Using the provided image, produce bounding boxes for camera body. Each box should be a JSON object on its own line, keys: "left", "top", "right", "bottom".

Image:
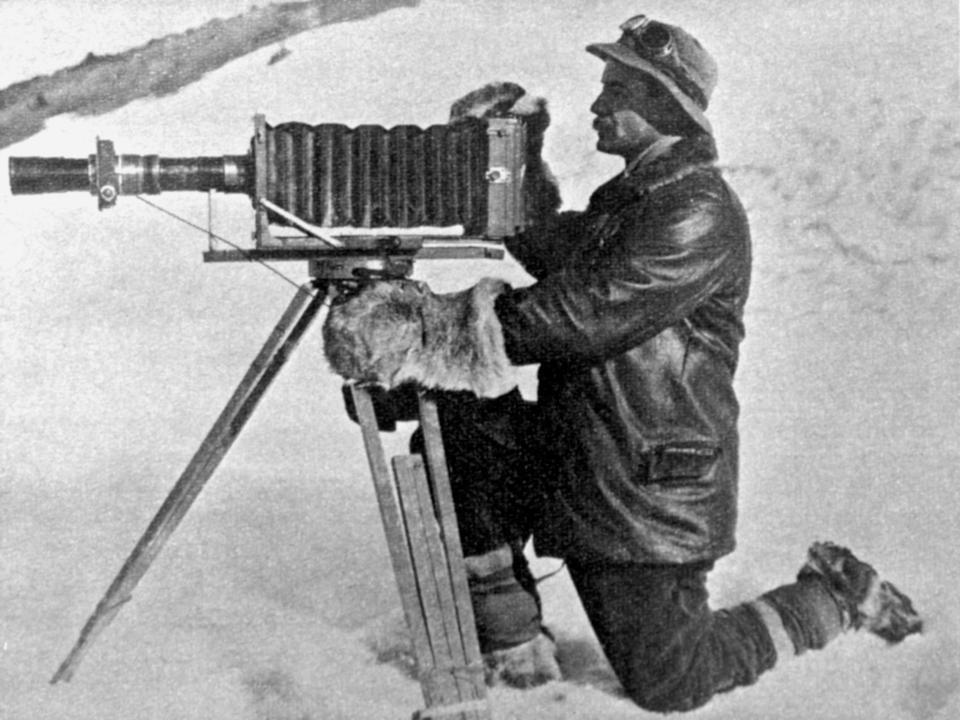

{"left": 9, "top": 114, "right": 531, "bottom": 278}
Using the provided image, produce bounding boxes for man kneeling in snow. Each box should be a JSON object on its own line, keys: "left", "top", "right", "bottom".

{"left": 324, "top": 14, "right": 922, "bottom": 713}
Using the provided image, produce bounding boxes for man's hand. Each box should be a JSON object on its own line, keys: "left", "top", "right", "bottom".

{"left": 323, "top": 279, "right": 517, "bottom": 398}
{"left": 448, "top": 82, "right": 561, "bottom": 225}
{"left": 448, "top": 81, "right": 528, "bottom": 122}
{"left": 447, "top": 81, "right": 551, "bottom": 158}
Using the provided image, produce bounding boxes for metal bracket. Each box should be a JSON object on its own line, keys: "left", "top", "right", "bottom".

{"left": 94, "top": 138, "right": 118, "bottom": 210}
{"left": 259, "top": 198, "right": 344, "bottom": 248}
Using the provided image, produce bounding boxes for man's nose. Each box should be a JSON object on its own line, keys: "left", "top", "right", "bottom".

{"left": 590, "top": 96, "right": 607, "bottom": 116}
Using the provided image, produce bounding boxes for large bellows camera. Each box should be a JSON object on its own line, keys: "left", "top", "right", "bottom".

{"left": 9, "top": 115, "right": 529, "bottom": 276}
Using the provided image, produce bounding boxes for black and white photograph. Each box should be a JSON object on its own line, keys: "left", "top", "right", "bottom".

{"left": 1, "top": 1, "right": 957, "bottom": 718}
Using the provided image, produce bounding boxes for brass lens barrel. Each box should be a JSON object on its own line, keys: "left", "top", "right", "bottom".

{"left": 116, "top": 156, "right": 249, "bottom": 194}
{"left": 8, "top": 157, "right": 91, "bottom": 194}
{"left": 9, "top": 154, "right": 250, "bottom": 196}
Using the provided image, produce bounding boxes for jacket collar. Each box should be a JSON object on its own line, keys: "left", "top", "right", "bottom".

{"left": 617, "top": 133, "right": 718, "bottom": 194}
{"left": 623, "top": 135, "right": 683, "bottom": 176}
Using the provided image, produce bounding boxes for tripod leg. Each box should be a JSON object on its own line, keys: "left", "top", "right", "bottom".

{"left": 416, "top": 393, "right": 482, "bottom": 667}
{"left": 51, "top": 283, "right": 324, "bottom": 684}
{"left": 351, "top": 385, "right": 490, "bottom": 719}
{"left": 349, "top": 386, "right": 435, "bottom": 693}
{"left": 418, "top": 390, "right": 489, "bottom": 720}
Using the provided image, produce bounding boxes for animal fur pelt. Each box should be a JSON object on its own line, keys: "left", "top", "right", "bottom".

{"left": 323, "top": 278, "right": 517, "bottom": 398}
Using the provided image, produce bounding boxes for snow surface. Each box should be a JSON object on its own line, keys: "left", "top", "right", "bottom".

{"left": 1, "top": 1, "right": 958, "bottom": 718}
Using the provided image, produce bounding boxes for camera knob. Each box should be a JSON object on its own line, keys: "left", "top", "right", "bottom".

{"left": 485, "top": 166, "right": 511, "bottom": 184}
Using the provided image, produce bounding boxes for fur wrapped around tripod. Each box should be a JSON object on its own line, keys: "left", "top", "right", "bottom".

{"left": 323, "top": 278, "right": 517, "bottom": 398}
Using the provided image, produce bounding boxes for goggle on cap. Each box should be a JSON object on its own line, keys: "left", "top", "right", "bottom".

{"left": 586, "top": 15, "right": 718, "bottom": 135}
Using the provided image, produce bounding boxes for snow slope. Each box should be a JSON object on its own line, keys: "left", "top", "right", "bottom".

{"left": 1, "top": 2, "right": 958, "bottom": 719}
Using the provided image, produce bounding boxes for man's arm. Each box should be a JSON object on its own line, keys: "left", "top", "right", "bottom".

{"left": 506, "top": 210, "right": 586, "bottom": 280}
{"left": 496, "top": 175, "right": 747, "bottom": 365}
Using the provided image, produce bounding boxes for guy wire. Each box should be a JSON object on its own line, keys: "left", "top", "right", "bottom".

{"left": 134, "top": 195, "right": 312, "bottom": 294}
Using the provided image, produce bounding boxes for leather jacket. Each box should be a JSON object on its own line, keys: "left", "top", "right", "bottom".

{"left": 495, "top": 134, "right": 752, "bottom": 565}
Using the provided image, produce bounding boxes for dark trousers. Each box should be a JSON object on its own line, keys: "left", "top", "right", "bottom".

{"left": 412, "top": 390, "right": 837, "bottom": 711}
{"left": 568, "top": 560, "right": 777, "bottom": 712}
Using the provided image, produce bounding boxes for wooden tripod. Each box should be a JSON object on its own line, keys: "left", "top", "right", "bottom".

{"left": 49, "top": 280, "right": 490, "bottom": 720}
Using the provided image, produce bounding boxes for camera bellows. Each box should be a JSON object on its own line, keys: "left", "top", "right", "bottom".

{"left": 264, "top": 120, "right": 490, "bottom": 233}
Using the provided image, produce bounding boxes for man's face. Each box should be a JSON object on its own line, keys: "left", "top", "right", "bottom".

{"left": 590, "top": 61, "right": 671, "bottom": 160}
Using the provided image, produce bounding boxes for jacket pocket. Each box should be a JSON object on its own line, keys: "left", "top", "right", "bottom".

{"left": 646, "top": 441, "right": 721, "bottom": 483}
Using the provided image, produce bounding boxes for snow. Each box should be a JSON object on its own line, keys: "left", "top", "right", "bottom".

{"left": 1, "top": 1, "right": 958, "bottom": 718}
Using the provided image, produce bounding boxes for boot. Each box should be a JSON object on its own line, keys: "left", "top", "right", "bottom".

{"left": 483, "top": 628, "right": 562, "bottom": 688}
{"left": 798, "top": 541, "right": 923, "bottom": 643}
{"left": 466, "top": 545, "right": 562, "bottom": 688}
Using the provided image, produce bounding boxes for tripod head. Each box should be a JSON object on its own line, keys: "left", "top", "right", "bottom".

{"left": 9, "top": 114, "right": 530, "bottom": 281}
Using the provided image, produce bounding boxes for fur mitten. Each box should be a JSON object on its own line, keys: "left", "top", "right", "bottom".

{"left": 448, "top": 81, "right": 561, "bottom": 225}
{"left": 323, "top": 278, "right": 517, "bottom": 398}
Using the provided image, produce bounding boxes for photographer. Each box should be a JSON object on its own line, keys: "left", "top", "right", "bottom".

{"left": 325, "top": 14, "right": 921, "bottom": 712}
